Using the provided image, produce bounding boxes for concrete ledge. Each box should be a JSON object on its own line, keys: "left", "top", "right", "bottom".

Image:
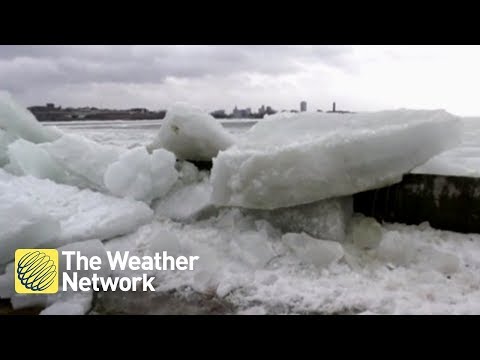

{"left": 353, "top": 174, "right": 480, "bottom": 234}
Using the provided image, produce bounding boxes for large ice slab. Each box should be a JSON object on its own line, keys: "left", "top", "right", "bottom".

{"left": 104, "top": 147, "right": 178, "bottom": 202}
{"left": 0, "top": 169, "right": 153, "bottom": 247}
{"left": 0, "top": 91, "right": 61, "bottom": 143}
{"left": 147, "top": 103, "right": 234, "bottom": 161}
{"left": 212, "top": 109, "right": 462, "bottom": 209}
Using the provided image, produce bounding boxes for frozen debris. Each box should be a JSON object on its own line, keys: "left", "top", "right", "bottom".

{"left": 153, "top": 178, "right": 216, "bottom": 222}
{"left": 247, "top": 197, "right": 353, "bottom": 242}
{"left": 211, "top": 109, "right": 461, "bottom": 209}
{"left": 147, "top": 103, "right": 234, "bottom": 161}
{"left": 0, "top": 169, "right": 153, "bottom": 247}
{"left": 0, "top": 91, "right": 61, "bottom": 143}
{"left": 0, "top": 201, "right": 61, "bottom": 265}
{"left": 104, "top": 147, "right": 178, "bottom": 202}
{"left": 281, "top": 232, "right": 345, "bottom": 268}
{"left": 348, "top": 214, "right": 384, "bottom": 249}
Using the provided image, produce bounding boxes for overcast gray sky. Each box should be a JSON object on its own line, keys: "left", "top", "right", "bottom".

{"left": 1, "top": 45, "right": 480, "bottom": 116}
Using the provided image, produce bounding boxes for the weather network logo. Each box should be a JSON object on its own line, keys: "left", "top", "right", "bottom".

{"left": 15, "top": 249, "right": 59, "bottom": 294}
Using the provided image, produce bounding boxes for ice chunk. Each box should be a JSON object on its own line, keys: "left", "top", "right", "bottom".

{"left": 421, "top": 248, "right": 460, "bottom": 275}
{"left": 57, "top": 239, "right": 111, "bottom": 282}
{"left": 348, "top": 214, "right": 383, "bottom": 249}
{"left": 0, "top": 169, "right": 153, "bottom": 246}
{"left": 211, "top": 109, "right": 461, "bottom": 209}
{"left": 376, "top": 230, "right": 416, "bottom": 266}
{"left": 232, "top": 231, "right": 277, "bottom": 268}
{"left": 147, "top": 103, "right": 234, "bottom": 161}
{"left": 153, "top": 178, "right": 216, "bottom": 222}
{"left": 7, "top": 139, "right": 77, "bottom": 185}
{"left": 40, "top": 133, "right": 123, "bottom": 191}
{"left": 0, "top": 91, "right": 61, "bottom": 143}
{"left": 176, "top": 160, "right": 205, "bottom": 185}
{"left": 40, "top": 292, "right": 93, "bottom": 315}
{"left": 281, "top": 232, "right": 345, "bottom": 268}
{"left": 0, "top": 269, "right": 14, "bottom": 299}
{"left": 104, "top": 147, "right": 178, "bottom": 202}
{"left": 0, "top": 129, "right": 17, "bottom": 167}
{"left": 247, "top": 197, "right": 352, "bottom": 242}
{"left": 0, "top": 201, "right": 61, "bottom": 265}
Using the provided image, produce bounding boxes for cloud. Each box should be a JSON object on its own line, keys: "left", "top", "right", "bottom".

{"left": 0, "top": 45, "right": 352, "bottom": 87}
{"left": 4, "top": 45, "right": 480, "bottom": 116}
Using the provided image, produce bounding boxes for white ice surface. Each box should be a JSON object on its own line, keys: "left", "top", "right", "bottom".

{"left": 104, "top": 147, "right": 178, "bottom": 202}
{"left": 103, "top": 215, "right": 480, "bottom": 314}
{"left": 0, "top": 169, "right": 153, "bottom": 247}
{"left": 148, "top": 103, "right": 234, "bottom": 161}
{"left": 212, "top": 109, "right": 461, "bottom": 209}
{"left": 413, "top": 117, "right": 480, "bottom": 176}
{"left": 0, "top": 91, "right": 61, "bottom": 143}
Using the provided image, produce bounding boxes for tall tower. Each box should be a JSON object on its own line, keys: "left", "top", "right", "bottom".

{"left": 332, "top": 102, "right": 336, "bottom": 112}
{"left": 300, "top": 101, "right": 307, "bottom": 112}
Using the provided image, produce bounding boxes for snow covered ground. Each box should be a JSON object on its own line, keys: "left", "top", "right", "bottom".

{"left": 2, "top": 104, "right": 480, "bottom": 315}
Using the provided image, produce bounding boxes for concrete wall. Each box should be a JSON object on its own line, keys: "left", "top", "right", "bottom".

{"left": 354, "top": 174, "right": 480, "bottom": 234}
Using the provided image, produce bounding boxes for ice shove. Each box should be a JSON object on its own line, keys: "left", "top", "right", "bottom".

{"left": 211, "top": 109, "right": 462, "bottom": 209}
{"left": 147, "top": 103, "right": 234, "bottom": 161}
{"left": 0, "top": 169, "right": 153, "bottom": 247}
{"left": 246, "top": 197, "right": 353, "bottom": 242}
{"left": 104, "top": 147, "right": 178, "bottom": 202}
{"left": 0, "top": 91, "right": 61, "bottom": 143}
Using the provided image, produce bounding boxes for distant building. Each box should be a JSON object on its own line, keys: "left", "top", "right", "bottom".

{"left": 326, "top": 102, "right": 354, "bottom": 114}
{"left": 300, "top": 101, "right": 307, "bottom": 112}
{"left": 258, "top": 105, "right": 266, "bottom": 116}
{"left": 46, "top": 103, "right": 55, "bottom": 109}
{"left": 211, "top": 109, "right": 227, "bottom": 118}
{"left": 232, "top": 106, "right": 252, "bottom": 119}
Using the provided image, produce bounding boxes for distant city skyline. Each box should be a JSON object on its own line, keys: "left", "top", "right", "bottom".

{"left": 3, "top": 45, "right": 480, "bottom": 116}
